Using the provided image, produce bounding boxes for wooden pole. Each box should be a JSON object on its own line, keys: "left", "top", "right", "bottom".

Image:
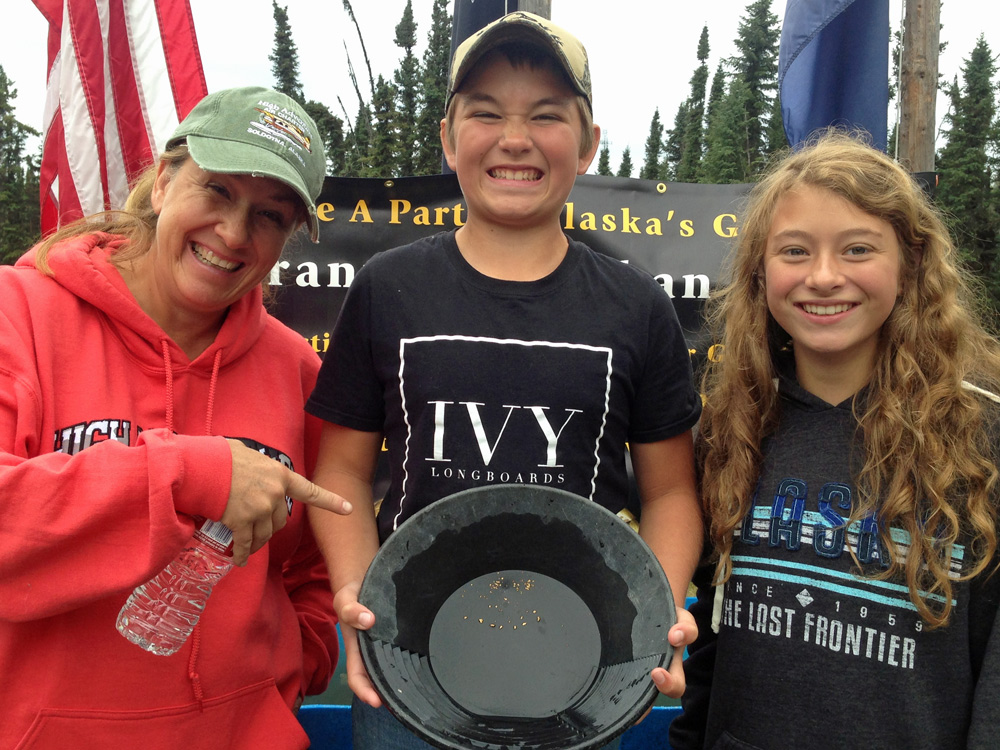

{"left": 897, "top": 0, "right": 940, "bottom": 171}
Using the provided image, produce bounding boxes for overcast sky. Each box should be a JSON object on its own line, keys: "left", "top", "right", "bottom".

{"left": 2, "top": 1, "right": 991, "bottom": 173}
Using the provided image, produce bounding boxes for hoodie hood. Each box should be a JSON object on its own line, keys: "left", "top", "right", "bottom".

{"left": 774, "top": 350, "right": 863, "bottom": 414}
{"left": 17, "top": 234, "right": 269, "bottom": 371}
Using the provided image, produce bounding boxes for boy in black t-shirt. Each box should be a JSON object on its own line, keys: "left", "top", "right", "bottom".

{"left": 306, "top": 12, "right": 703, "bottom": 749}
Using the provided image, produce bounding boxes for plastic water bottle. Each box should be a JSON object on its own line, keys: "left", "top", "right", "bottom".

{"left": 116, "top": 518, "right": 234, "bottom": 656}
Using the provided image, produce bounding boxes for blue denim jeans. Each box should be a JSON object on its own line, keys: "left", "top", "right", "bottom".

{"left": 350, "top": 696, "right": 623, "bottom": 750}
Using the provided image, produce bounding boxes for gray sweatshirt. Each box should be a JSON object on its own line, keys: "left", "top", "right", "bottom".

{"left": 671, "top": 370, "right": 1000, "bottom": 750}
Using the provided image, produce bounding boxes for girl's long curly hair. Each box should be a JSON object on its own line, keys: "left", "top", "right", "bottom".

{"left": 699, "top": 130, "right": 1000, "bottom": 627}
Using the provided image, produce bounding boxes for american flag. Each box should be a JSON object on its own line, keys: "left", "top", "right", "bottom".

{"left": 32, "top": 0, "right": 207, "bottom": 234}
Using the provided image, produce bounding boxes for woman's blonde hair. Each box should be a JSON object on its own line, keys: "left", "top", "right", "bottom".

{"left": 32, "top": 144, "right": 190, "bottom": 275}
{"left": 699, "top": 129, "right": 1000, "bottom": 627}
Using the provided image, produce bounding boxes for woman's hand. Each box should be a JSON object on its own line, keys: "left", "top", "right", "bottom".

{"left": 222, "top": 439, "right": 352, "bottom": 565}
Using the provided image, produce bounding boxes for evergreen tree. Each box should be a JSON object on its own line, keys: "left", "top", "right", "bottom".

{"left": 640, "top": 108, "right": 664, "bottom": 180}
{"left": 414, "top": 0, "right": 451, "bottom": 175}
{"left": 268, "top": 2, "right": 342, "bottom": 175}
{"left": 704, "top": 62, "right": 727, "bottom": 133}
{"left": 0, "top": 67, "right": 40, "bottom": 263}
{"left": 344, "top": 100, "right": 372, "bottom": 177}
{"left": 936, "top": 36, "right": 1000, "bottom": 302}
{"left": 616, "top": 147, "right": 634, "bottom": 178}
{"left": 393, "top": 0, "right": 420, "bottom": 176}
{"left": 676, "top": 26, "right": 711, "bottom": 182}
{"left": 366, "top": 75, "right": 398, "bottom": 177}
{"left": 304, "top": 101, "right": 346, "bottom": 175}
{"left": 596, "top": 137, "right": 612, "bottom": 176}
{"left": 662, "top": 102, "right": 689, "bottom": 180}
{"left": 728, "top": 0, "right": 780, "bottom": 176}
{"left": 269, "top": 2, "right": 304, "bottom": 101}
{"left": 700, "top": 77, "right": 752, "bottom": 184}
{"left": 765, "top": 93, "right": 787, "bottom": 155}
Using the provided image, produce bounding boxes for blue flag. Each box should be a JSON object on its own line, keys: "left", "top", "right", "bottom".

{"left": 778, "top": 0, "right": 890, "bottom": 150}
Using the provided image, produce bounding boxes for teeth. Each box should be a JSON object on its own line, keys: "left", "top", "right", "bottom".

{"left": 489, "top": 168, "right": 541, "bottom": 181}
{"left": 803, "top": 303, "right": 852, "bottom": 315}
{"left": 192, "top": 244, "right": 240, "bottom": 272}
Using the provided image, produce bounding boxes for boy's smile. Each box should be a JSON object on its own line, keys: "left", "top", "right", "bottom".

{"left": 442, "top": 51, "right": 599, "bottom": 236}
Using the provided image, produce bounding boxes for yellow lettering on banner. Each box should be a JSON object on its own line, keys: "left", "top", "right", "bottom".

{"left": 317, "top": 203, "right": 335, "bottom": 222}
{"left": 389, "top": 199, "right": 411, "bottom": 224}
{"left": 389, "top": 200, "right": 465, "bottom": 227}
{"left": 307, "top": 332, "right": 332, "bottom": 354}
{"left": 714, "top": 214, "right": 738, "bottom": 238}
{"left": 563, "top": 201, "right": 683, "bottom": 237}
{"left": 413, "top": 206, "right": 431, "bottom": 225}
{"left": 708, "top": 344, "right": 725, "bottom": 362}
{"left": 680, "top": 219, "right": 695, "bottom": 237}
{"left": 621, "top": 208, "right": 640, "bottom": 234}
{"left": 350, "top": 200, "right": 374, "bottom": 223}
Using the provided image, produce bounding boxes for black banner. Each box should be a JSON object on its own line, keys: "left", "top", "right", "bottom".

{"left": 270, "top": 173, "right": 750, "bottom": 368}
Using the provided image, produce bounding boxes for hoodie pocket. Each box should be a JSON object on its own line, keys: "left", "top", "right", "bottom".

{"left": 15, "top": 679, "right": 309, "bottom": 750}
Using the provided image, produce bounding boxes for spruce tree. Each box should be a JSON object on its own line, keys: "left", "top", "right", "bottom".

{"left": 367, "top": 75, "right": 398, "bottom": 177}
{"left": 936, "top": 36, "right": 1000, "bottom": 302}
{"left": 268, "top": 2, "right": 342, "bottom": 175}
{"left": 596, "top": 138, "right": 613, "bottom": 177}
{"left": 269, "top": 1, "right": 304, "bottom": 101}
{"left": 344, "top": 100, "right": 373, "bottom": 177}
{"left": 663, "top": 102, "right": 689, "bottom": 180}
{"left": 640, "top": 108, "right": 664, "bottom": 180}
{"left": 704, "top": 63, "right": 727, "bottom": 133}
{"left": 304, "top": 101, "right": 346, "bottom": 175}
{"left": 393, "top": 0, "right": 420, "bottom": 176}
{"left": 0, "top": 67, "right": 40, "bottom": 263}
{"left": 676, "top": 26, "right": 711, "bottom": 182}
{"left": 616, "top": 147, "right": 634, "bottom": 178}
{"left": 728, "top": 0, "right": 780, "bottom": 177}
{"left": 700, "top": 77, "right": 752, "bottom": 184}
{"left": 414, "top": 0, "right": 451, "bottom": 175}
{"left": 765, "top": 93, "right": 787, "bottom": 155}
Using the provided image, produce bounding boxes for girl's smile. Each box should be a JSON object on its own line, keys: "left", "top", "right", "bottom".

{"left": 764, "top": 184, "right": 901, "bottom": 400}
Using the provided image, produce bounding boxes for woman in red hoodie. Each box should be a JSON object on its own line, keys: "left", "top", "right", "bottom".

{"left": 0, "top": 86, "right": 349, "bottom": 750}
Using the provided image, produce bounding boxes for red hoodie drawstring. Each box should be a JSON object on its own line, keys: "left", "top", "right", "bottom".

{"left": 160, "top": 340, "right": 175, "bottom": 433}
{"left": 187, "top": 627, "right": 205, "bottom": 707}
{"left": 161, "top": 342, "right": 222, "bottom": 709}
{"left": 204, "top": 350, "right": 222, "bottom": 436}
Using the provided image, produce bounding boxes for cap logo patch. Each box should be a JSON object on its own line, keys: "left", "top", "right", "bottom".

{"left": 249, "top": 101, "right": 313, "bottom": 166}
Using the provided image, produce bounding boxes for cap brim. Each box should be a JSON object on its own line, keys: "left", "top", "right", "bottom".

{"left": 185, "top": 135, "right": 320, "bottom": 242}
{"left": 358, "top": 485, "right": 675, "bottom": 750}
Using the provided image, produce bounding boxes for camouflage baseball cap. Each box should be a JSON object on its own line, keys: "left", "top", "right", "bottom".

{"left": 447, "top": 11, "right": 592, "bottom": 112}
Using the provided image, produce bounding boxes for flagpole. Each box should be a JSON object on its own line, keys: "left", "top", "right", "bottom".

{"left": 897, "top": 0, "right": 940, "bottom": 172}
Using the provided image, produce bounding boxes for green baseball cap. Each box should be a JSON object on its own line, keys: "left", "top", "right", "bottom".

{"left": 447, "top": 11, "right": 592, "bottom": 113}
{"left": 168, "top": 86, "right": 326, "bottom": 242}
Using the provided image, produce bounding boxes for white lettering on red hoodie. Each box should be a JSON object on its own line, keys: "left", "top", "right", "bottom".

{"left": 0, "top": 233, "right": 337, "bottom": 749}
